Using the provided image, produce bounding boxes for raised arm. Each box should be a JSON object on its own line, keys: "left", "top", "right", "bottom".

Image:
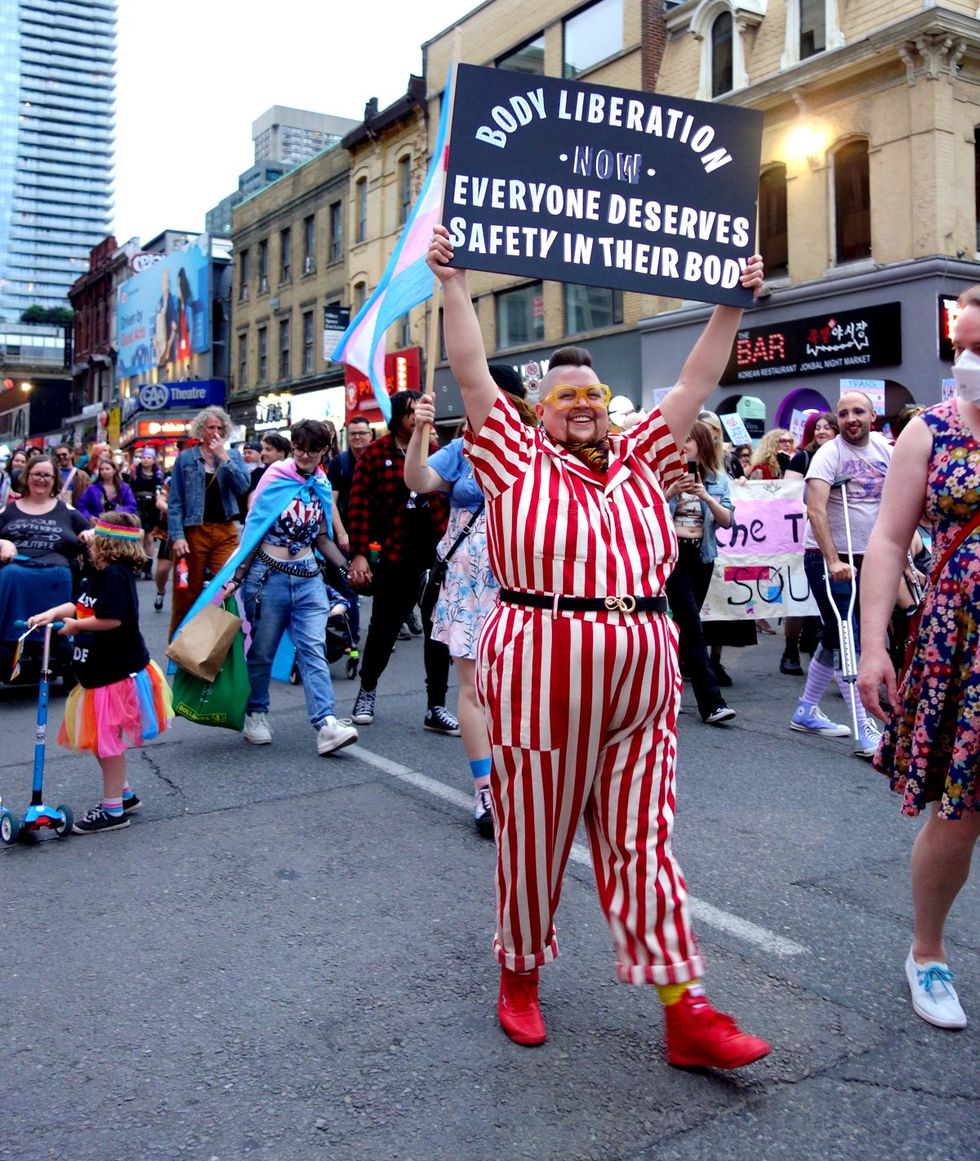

{"left": 427, "top": 226, "right": 498, "bottom": 433}
{"left": 404, "top": 394, "right": 451, "bottom": 494}
{"left": 659, "top": 256, "right": 764, "bottom": 448}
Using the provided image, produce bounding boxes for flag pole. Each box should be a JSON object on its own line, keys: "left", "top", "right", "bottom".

{"left": 421, "top": 61, "right": 458, "bottom": 467}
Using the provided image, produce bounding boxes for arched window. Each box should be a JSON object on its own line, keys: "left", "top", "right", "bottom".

{"left": 355, "top": 177, "right": 368, "bottom": 244}
{"left": 397, "top": 155, "right": 412, "bottom": 226}
{"left": 710, "top": 12, "right": 733, "bottom": 97}
{"left": 759, "top": 164, "right": 788, "bottom": 276}
{"left": 834, "top": 140, "right": 870, "bottom": 263}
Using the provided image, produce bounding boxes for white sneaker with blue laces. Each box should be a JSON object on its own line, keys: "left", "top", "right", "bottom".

{"left": 905, "top": 948, "right": 967, "bottom": 1029}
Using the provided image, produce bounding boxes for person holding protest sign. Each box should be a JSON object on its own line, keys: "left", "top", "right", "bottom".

{"left": 427, "top": 224, "right": 770, "bottom": 1069}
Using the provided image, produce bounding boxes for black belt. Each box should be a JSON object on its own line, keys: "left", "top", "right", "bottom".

{"left": 500, "top": 589, "right": 667, "bottom": 614}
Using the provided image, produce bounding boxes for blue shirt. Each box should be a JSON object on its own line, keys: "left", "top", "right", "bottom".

{"left": 429, "top": 438, "right": 484, "bottom": 512}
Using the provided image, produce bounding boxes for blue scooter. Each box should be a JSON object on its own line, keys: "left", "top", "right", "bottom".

{"left": 0, "top": 620, "right": 73, "bottom": 845}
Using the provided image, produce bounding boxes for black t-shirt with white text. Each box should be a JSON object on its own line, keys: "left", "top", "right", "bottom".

{"left": 0, "top": 500, "right": 90, "bottom": 567}
{"left": 71, "top": 562, "right": 149, "bottom": 688}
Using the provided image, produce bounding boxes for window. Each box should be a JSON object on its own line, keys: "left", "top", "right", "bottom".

{"left": 759, "top": 164, "right": 788, "bottom": 276}
{"left": 329, "top": 201, "right": 343, "bottom": 263}
{"left": 564, "top": 0, "right": 623, "bottom": 79}
{"left": 237, "top": 333, "right": 247, "bottom": 389}
{"left": 258, "top": 239, "right": 269, "bottom": 293}
{"left": 355, "top": 178, "right": 367, "bottom": 243}
{"left": 353, "top": 281, "right": 366, "bottom": 312}
{"left": 799, "top": 0, "right": 825, "bottom": 59}
{"left": 834, "top": 140, "right": 871, "bottom": 263}
{"left": 257, "top": 326, "right": 268, "bottom": 382}
{"left": 398, "top": 313, "right": 410, "bottom": 349}
{"left": 279, "top": 227, "right": 291, "bottom": 283}
{"left": 397, "top": 156, "right": 412, "bottom": 226}
{"left": 498, "top": 35, "right": 545, "bottom": 75}
{"left": 496, "top": 283, "right": 544, "bottom": 348}
{"left": 565, "top": 285, "right": 623, "bottom": 333}
{"left": 238, "top": 249, "right": 249, "bottom": 301}
{"left": 279, "top": 318, "right": 290, "bottom": 380}
{"left": 302, "top": 310, "right": 314, "bottom": 374}
{"left": 711, "top": 11, "right": 733, "bottom": 97}
{"left": 303, "top": 215, "right": 315, "bottom": 273}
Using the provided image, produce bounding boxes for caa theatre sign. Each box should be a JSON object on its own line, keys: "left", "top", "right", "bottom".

{"left": 720, "top": 302, "right": 902, "bottom": 385}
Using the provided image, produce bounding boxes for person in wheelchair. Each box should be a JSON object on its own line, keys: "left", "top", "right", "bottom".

{"left": 0, "top": 454, "right": 93, "bottom": 682}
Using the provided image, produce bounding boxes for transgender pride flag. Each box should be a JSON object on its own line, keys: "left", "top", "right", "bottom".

{"left": 331, "top": 68, "right": 454, "bottom": 422}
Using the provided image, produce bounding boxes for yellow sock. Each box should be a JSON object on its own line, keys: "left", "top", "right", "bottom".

{"left": 657, "top": 979, "right": 702, "bottom": 1007}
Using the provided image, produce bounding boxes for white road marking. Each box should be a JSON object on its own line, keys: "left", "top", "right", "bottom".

{"left": 348, "top": 744, "right": 808, "bottom": 958}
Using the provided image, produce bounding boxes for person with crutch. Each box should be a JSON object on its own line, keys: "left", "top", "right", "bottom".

{"left": 789, "top": 391, "right": 891, "bottom": 758}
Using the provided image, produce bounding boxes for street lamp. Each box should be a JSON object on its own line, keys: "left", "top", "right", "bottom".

{"left": 20, "top": 381, "right": 33, "bottom": 393}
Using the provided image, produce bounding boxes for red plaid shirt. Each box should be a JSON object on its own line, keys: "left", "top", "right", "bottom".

{"left": 347, "top": 434, "right": 448, "bottom": 565}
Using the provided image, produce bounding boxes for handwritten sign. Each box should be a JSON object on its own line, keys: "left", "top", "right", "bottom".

{"left": 720, "top": 412, "right": 751, "bottom": 446}
{"left": 444, "top": 65, "right": 763, "bottom": 307}
{"left": 700, "top": 479, "right": 819, "bottom": 620}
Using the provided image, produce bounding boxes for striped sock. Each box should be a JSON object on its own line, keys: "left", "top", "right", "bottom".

{"left": 102, "top": 797, "right": 124, "bottom": 817}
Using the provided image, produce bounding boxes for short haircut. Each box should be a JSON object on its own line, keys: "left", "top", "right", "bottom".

{"left": 347, "top": 414, "right": 372, "bottom": 429}
{"left": 290, "top": 419, "right": 332, "bottom": 452}
{"left": 261, "top": 432, "right": 292, "bottom": 457}
{"left": 548, "top": 345, "right": 592, "bottom": 369}
{"left": 26, "top": 455, "right": 60, "bottom": 498}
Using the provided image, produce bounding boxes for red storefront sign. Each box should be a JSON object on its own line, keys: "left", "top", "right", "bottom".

{"left": 344, "top": 347, "right": 421, "bottom": 421}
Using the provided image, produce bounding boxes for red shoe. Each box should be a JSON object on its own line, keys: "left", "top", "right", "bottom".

{"left": 664, "top": 991, "right": 770, "bottom": 1069}
{"left": 498, "top": 966, "right": 547, "bottom": 1046}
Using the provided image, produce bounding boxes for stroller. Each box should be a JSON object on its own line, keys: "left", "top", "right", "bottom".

{"left": 286, "top": 581, "right": 359, "bottom": 685}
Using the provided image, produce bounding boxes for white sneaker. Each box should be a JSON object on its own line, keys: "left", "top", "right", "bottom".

{"left": 905, "top": 948, "right": 966, "bottom": 1029}
{"left": 316, "top": 715, "right": 358, "bottom": 756}
{"left": 853, "top": 718, "right": 883, "bottom": 760}
{"left": 243, "top": 712, "right": 272, "bottom": 745}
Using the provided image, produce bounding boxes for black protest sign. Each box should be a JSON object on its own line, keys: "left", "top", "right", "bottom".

{"left": 443, "top": 64, "right": 764, "bottom": 307}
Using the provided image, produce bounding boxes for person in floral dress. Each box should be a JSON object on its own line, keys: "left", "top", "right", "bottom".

{"left": 858, "top": 285, "right": 980, "bottom": 1032}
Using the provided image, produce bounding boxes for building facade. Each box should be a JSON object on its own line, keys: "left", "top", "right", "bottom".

{"left": 421, "top": 0, "right": 980, "bottom": 428}
{"left": 228, "top": 141, "right": 352, "bottom": 437}
{"left": 0, "top": 0, "right": 116, "bottom": 320}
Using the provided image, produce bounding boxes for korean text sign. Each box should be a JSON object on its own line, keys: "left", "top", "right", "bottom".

{"left": 443, "top": 65, "right": 763, "bottom": 307}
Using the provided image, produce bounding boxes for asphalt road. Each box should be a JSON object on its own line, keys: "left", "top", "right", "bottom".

{"left": 0, "top": 589, "right": 976, "bottom": 1161}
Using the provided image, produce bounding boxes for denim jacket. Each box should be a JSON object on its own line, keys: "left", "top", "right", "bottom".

{"left": 668, "top": 470, "right": 734, "bottom": 563}
{"left": 167, "top": 446, "right": 250, "bottom": 539}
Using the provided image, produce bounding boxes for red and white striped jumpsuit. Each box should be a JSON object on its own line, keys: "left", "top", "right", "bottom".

{"left": 467, "top": 393, "right": 705, "bottom": 986}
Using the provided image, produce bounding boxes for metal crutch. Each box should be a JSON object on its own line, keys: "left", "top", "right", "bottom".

{"left": 823, "top": 476, "right": 861, "bottom": 743}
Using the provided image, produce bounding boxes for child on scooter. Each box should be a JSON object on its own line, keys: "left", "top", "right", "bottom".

{"left": 28, "top": 511, "right": 173, "bottom": 834}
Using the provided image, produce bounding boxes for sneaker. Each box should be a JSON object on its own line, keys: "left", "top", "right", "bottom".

{"left": 498, "top": 967, "right": 547, "bottom": 1046}
{"left": 72, "top": 806, "right": 130, "bottom": 835}
{"left": 904, "top": 948, "right": 967, "bottom": 1029}
{"left": 153, "top": 591, "right": 165, "bottom": 612}
{"left": 703, "top": 704, "right": 736, "bottom": 725}
{"left": 316, "top": 715, "right": 358, "bottom": 756}
{"left": 712, "top": 661, "right": 733, "bottom": 687}
{"left": 397, "top": 623, "right": 413, "bottom": 641}
{"left": 424, "top": 705, "right": 460, "bottom": 736}
{"left": 853, "top": 718, "right": 882, "bottom": 760}
{"left": 352, "top": 687, "right": 376, "bottom": 725}
{"left": 664, "top": 991, "right": 771, "bottom": 1069}
{"left": 789, "top": 701, "right": 851, "bottom": 737}
{"left": 242, "top": 712, "right": 272, "bottom": 745}
{"left": 122, "top": 793, "right": 141, "bottom": 814}
{"left": 779, "top": 652, "right": 804, "bottom": 676}
{"left": 474, "top": 786, "right": 494, "bottom": 839}
{"left": 407, "top": 609, "right": 424, "bottom": 636}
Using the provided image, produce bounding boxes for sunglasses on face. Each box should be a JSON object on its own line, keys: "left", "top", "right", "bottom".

{"left": 540, "top": 384, "right": 612, "bottom": 410}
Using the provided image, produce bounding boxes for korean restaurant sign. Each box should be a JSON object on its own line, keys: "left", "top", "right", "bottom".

{"left": 443, "top": 64, "right": 763, "bottom": 308}
{"left": 719, "top": 302, "right": 902, "bottom": 386}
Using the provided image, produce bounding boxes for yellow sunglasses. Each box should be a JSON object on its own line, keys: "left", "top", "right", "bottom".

{"left": 540, "top": 384, "right": 612, "bottom": 410}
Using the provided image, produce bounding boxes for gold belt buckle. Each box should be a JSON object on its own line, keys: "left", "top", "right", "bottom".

{"left": 603, "top": 595, "right": 637, "bottom": 613}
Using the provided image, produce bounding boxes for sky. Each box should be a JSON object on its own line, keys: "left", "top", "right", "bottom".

{"left": 113, "top": 0, "right": 476, "bottom": 245}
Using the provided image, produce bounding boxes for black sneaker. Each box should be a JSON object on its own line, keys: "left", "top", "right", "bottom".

{"left": 474, "top": 786, "right": 494, "bottom": 839}
{"left": 424, "top": 705, "right": 460, "bottom": 736}
{"left": 153, "top": 591, "right": 165, "bottom": 612}
{"left": 703, "top": 705, "right": 736, "bottom": 726}
{"left": 122, "top": 793, "right": 141, "bottom": 814}
{"left": 352, "top": 687, "right": 376, "bottom": 724}
{"left": 72, "top": 806, "right": 131, "bottom": 835}
{"left": 397, "top": 623, "right": 413, "bottom": 641}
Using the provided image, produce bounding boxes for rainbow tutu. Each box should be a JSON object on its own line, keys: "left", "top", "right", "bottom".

{"left": 59, "top": 660, "right": 174, "bottom": 758}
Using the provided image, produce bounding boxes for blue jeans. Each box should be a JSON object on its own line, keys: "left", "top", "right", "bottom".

{"left": 242, "top": 564, "right": 335, "bottom": 727}
{"left": 804, "top": 549, "right": 863, "bottom": 668}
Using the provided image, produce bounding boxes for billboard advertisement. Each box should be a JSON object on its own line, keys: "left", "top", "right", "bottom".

{"left": 116, "top": 236, "right": 212, "bottom": 379}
